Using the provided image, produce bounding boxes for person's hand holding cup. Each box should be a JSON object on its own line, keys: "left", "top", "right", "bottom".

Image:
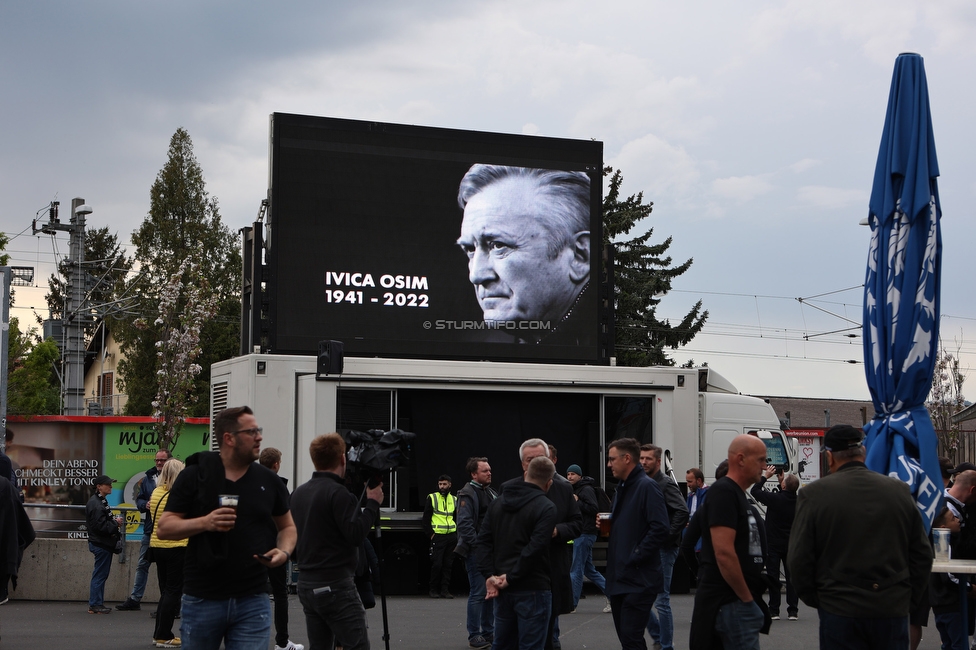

{"left": 213, "top": 494, "right": 239, "bottom": 532}
{"left": 597, "top": 512, "right": 612, "bottom": 536}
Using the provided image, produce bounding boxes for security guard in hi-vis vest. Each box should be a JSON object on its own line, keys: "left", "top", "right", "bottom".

{"left": 423, "top": 474, "right": 458, "bottom": 598}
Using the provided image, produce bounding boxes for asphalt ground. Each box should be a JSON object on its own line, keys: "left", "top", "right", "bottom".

{"left": 0, "top": 590, "right": 952, "bottom": 649}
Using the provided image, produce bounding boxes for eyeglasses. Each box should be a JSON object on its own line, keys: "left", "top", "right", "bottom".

{"left": 234, "top": 427, "right": 263, "bottom": 436}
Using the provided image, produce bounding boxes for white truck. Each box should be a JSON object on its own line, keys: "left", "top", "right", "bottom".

{"left": 209, "top": 354, "right": 794, "bottom": 592}
{"left": 210, "top": 354, "right": 794, "bottom": 499}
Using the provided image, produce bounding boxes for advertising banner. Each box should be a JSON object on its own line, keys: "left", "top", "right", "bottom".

{"left": 787, "top": 429, "right": 825, "bottom": 485}
{"left": 9, "top": 417, "right": 209, "bottom": 538}
{"left": 105, "top": 422, "right": 211, "bottom": 537}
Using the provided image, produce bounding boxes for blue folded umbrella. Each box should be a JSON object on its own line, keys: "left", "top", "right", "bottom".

{"left": 862, "top": 52, "right": 943, "bottom": 531}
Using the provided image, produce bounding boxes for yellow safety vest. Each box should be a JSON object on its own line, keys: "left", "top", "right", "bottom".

{"left": 429, "top": 492, "right": 457, "bottom": 535}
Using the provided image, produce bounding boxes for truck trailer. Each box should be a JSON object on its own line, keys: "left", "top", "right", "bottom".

{"left": 210, "top": 354, "right": 794, "bottom": 505}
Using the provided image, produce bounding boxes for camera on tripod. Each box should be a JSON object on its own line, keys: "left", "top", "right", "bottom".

{"left": 340, "top": 428, "right": 416, "bottom": 490}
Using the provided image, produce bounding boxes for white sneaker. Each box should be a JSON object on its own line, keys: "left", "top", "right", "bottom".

{"left": 602, "top": 599, "right": 612, "bottom": 613}
{"left": 276, "top": 642, "right": 304, "bottom": 650}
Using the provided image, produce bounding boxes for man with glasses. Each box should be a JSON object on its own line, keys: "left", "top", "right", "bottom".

{"left": 157, "top": 406, "right": 297, "bottom": 649}
{"left": 117, "top": 448, "right": 173, "bottom": 612}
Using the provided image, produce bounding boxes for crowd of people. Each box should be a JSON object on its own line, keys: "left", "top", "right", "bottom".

{"left": 63, "top": 407, "right": 959, "bottom": 650}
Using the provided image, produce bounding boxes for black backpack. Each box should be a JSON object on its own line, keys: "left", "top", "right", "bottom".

{"left": 593, "top": 485, "right": 613, "bottom": 513}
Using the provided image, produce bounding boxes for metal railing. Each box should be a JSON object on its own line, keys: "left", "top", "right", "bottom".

{"left": 85, "top": 394, "right": 126, "bottom": 415}
{"left": 24, "top": 502, "right": 141, "bottom": 563}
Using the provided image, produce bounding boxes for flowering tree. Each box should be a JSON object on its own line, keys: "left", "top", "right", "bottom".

{"left": 927, "top": 343, "right": 967, "bottom": 460}
{"left": 146, "top": 262, "right": 218, "bottom": 451}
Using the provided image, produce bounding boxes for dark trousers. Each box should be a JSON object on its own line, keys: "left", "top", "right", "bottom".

{"left": 269, "top": 562, "right": 291, "bottom": 647}
{"left": 429, "top": 532, "right": 456, "bottom": 594}
{"left": 152, "top": 547, "right": 185, "bottom": 642}
{"left": 298, "top": 580, "right": 369, "bottom": 650}
{"left": 935, "top": 611, "right": 968, "bottom": 650}
{"left": 610, "top": 591, "right": 657, "bottom": 650}
{"left": 766, "top": 548, "right": 798, "bottom": 615}
{"left": 818, "top": 609, "right": 909, "bottom": 650}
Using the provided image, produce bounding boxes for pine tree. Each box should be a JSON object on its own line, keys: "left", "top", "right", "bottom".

{"left": 603, "top": 166, "right": 707, "bottom": 366}
{"left": 116, "top": 128, "right": 241, "bottom": 416}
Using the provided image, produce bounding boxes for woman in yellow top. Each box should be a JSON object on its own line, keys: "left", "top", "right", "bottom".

{"left": 149, "top": 458, "right": 186, "bottom": 648}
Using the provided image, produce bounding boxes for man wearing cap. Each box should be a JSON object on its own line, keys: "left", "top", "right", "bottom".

{"left": 789, "top": 424, "right": 932, "bottom": 649}
{"left": 85, "top": 475, "right": 124, "bottom": 614}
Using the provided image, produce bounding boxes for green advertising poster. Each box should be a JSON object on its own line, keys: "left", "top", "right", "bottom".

{"left": 104, "top": 422, "right": 211, "bottom": 537}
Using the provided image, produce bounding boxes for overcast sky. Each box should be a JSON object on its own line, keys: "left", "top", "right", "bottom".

{"left": 2, "top": 1, "right": 974, "bottom": 405}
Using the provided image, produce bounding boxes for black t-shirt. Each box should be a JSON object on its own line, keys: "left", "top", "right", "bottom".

{"left": 165, "top": 462, "right": 290, "bottom": 599}
{"left": 698, "top": 476, "right": 765, "bottom": 601}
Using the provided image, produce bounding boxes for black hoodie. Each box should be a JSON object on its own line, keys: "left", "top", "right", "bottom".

{"left": 476, "top": 480, "right": 557, "bottom": 592}
{"left": 572, "top": 476, "right": 600, "bottom": 536}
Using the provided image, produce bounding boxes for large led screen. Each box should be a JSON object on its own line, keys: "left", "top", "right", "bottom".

{"left": 267, "top": 113, "right": 608, "bottom": 364}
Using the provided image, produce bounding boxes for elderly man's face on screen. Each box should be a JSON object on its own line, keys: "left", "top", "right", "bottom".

{"left": 457, "top": 175, "right": 589, "bottom": 325}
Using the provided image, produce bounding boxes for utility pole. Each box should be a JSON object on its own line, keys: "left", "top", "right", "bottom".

{"left": 0, "top": 268, "right": 10, "bottom": 452}
{"left": 33, "top": 198, "right": 90, "bottom": 415}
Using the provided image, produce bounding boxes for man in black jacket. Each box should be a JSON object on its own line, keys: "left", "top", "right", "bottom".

{"left": 478, "top": 456, "right": 558, "bottom": 650}
{"left": 788, "top": 425, "right": 931, "bottom": 650}
{"left": 566, "top": 464, "right": 609, "bottom": 612}
{"left": 605, "top": 438, "right": 670, "bottom": 650}
{"left": 85, "top": 474, "right": 123, "bottom": 614}
{"left": 750, "top": 465, "right": 799, "bottom": 620}
{"left": 517, "top": 439, "right": 582, "bottom": 650}
{"left": 640, "top": 444, "right": 689, "bottom": 650}
{"left": 456, "top": 456, "right": 498, "bottom": 650}
{"left": 291, "top": 432, "right": 383, "bottom": 650}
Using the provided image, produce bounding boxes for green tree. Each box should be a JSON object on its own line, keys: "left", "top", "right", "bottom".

{"left": 116, "top": 128, "right": 241, "bottom": 416}
{"left": 603, "top": 166, "right": 707, "bottom": 366}
{"left": 6, "top": 317, "right": 60, "bottom": 415}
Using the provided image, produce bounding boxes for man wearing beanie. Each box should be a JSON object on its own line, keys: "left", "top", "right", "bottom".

{"left": 566, "top": 464, "right": 610, "bottom": 613}
{"left": 789, "top": 424, "right": 932, "bottom": 649}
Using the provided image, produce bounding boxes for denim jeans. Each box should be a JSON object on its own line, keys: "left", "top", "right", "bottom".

{"left": 570, "top": 534, "right": 606, "bottom": 609}
{"left": 492, "top": 590, "right": 551, "bottom": 650}
{"left": 714, "top": 599, "right": 764, "bottom": 650}
{"left": 130, "top": 531, "right": 151, "bottom": 601}
{"left": 466, "top": 554, "right": 494, "bottom": 641}
{"left": 180, "top": 593, "right": 271, "bottom": 650}
{"left": 646, "top": 546, "right": 679, "bottom": 650}
{"left": 298, "top": 580, "right": 370, "bottom": 650}
{"left": 88, "top": 542, "right": 113, "bottom": 608}
{"left": 818, "top": 609, "right": 909, "bottom": 650}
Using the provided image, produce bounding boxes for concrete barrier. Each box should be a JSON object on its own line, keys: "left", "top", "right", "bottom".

{"left": 15, "top": 538, "right": 159, "bottom": 603}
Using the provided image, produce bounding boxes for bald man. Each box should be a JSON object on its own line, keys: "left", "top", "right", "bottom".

{"left": 689, "top": 435, "right": 770, "bottom": 650}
